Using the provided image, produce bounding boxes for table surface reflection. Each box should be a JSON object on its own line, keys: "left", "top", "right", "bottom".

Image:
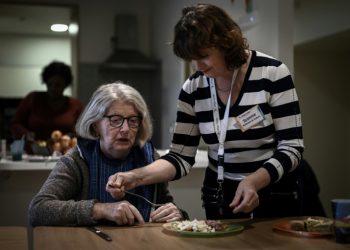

{"left": 33, "top": 218, "right": 350, "bottom": 250}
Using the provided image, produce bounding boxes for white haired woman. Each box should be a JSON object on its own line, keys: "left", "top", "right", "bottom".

{"left": 28, "top": 82, "right": 187, "bottom": 226}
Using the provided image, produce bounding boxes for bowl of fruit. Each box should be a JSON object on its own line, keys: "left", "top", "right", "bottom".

{"left": 31, "top": 130, "right": 77, "bottom": 156}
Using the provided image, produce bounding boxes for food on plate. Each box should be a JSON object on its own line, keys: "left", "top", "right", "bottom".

{"left": 168, "top": 219, "right": 227, "bottom": 233}
{"left": 206, "top": 220, "right": 228, "bottom": 231}
{"left": 305, "top": 218, "right": 333, "bottom": 232}
{"left": 289, "top": 220, "right": 305, "bottom": 231}
{"left": 289, "top": 217, "right": 333, "bottom": 232}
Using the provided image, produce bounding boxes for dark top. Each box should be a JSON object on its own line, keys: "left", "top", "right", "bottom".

{"left": 10, "top": 91, "right": 83, "bottom": 140}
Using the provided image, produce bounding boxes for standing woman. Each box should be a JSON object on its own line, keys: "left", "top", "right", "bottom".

{"left": 10, "top": 61, "right": 83, "bottom": 142}
{"left": 107, "top": 4, "right": 304, "bottom": 219}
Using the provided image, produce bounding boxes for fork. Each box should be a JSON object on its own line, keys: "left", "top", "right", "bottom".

{"left": 125, "top": 191, "right": 166, "bottom": 207}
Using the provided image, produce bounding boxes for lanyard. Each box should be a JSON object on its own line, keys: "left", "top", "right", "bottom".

{"left": 209, "top": 69, "right": 239, "bottom": 183}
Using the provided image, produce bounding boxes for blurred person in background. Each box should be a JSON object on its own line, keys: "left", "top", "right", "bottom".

{"left": 28, "top": 82, "right": 187, "bottom": 226}
{"left": 10, "top": 61, "right": 83, "bottom": 150}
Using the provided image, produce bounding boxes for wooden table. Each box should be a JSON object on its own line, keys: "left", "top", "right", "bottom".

{"left": 0, "top": 226, "right": 28, "bottom": 250}
{"left": 33, "top": 219, "right": 350, "bottom": 250}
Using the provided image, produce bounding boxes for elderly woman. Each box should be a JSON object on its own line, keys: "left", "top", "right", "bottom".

{"left": 28, "top": 82, "right": 186, "bottom": 226}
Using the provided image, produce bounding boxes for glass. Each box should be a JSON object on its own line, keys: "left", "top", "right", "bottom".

{"left": 104, "top": 115, "right": 142, "bottom": 128}
{"left": 331, "top": 199, "right": 350, "bottom": 244}
{"left": 10, "top": 139, "right": 24, "bottom": 161}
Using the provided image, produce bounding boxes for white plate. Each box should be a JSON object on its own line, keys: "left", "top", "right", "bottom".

{"left": 24, "top": 155, "right": 59, "bottom": 162}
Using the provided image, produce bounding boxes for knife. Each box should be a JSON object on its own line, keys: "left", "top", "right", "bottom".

{"left": 87, "top": 226, "right": 112, "bottom": 241}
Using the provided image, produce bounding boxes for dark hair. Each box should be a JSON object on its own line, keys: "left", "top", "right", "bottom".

{"left": 41, "top": 61, "right": 73, "bottom": 87}
{"left": 173, "top": 4, "right": 249, "bottom": 70}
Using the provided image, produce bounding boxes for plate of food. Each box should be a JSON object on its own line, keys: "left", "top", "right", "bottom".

{"left": 162, "top": 219, "right": 244, "bottom": 237}
{"left": 273, "top": 217, "right": 334, "bottom": 238}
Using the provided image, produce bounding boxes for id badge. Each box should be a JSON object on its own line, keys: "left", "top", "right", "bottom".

{"left": 236, "top": 105, "right": 265, "bottom": 132}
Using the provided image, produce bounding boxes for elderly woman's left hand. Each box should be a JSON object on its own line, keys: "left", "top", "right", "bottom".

{"left": 150, "top": 203, "right": 183, "bottom": 223}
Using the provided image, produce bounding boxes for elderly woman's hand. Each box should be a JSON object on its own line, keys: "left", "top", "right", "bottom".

{"left": 92, "top": 201, "right": 145, "bottom": 225}
{"left": 150, "top": 203, "right": 183, "bottom": 223}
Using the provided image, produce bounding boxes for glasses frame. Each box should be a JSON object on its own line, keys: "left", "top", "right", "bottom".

{"left": 103, "top": 115, "right": 142, "bottom": 129}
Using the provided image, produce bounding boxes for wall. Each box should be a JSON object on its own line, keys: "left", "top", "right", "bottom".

{"left": 10, "top": 0, "right": 152, "bottom": 63}
{"left": 3, "top": 0, "right": 294, "bottom": 148}
{"left": 150, "top": 0, "right": 294, "bottom": 147}
{"left": 295, "top": 47, "right": 350, "bottom": 216}
{"left": 294, "top": 0, "right": 350, "bottom": 45}
{"left": 0, "top": 0, "right": 152, "bottom": 99}
{"left": 294, "top": 0, "right": 350, "bottom": 216}
{"left": 77, "top": 0, "right": 152, "bottom": 63}
{"left": 0, "top": 35, "right": 72, "bottom": 97}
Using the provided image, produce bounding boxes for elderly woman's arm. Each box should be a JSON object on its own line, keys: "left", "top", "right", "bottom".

{"left": 28, "top": 153, "right": 96, "bottom": 226}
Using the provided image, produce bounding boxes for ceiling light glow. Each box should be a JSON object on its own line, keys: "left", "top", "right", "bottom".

{"left": 68, "top": 23, "right": 79, "bottom": 35}
{"left": 51, "top": 24, "right": 68, "bottom": 32}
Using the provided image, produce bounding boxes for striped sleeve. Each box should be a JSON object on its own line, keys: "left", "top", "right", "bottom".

{"left": 160, "top": 78, "right": 202, "bottom": 179}
{"left": 255, "top": 56, "right": 304, "bottom": 182}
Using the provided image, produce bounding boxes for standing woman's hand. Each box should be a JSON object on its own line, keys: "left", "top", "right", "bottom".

{"left": 229, "top": 178, "right": 260, "bottom": 213}
{"left": 229, "top": 168, "right": 270, "bottom": 214}
{"left": 150, "top": 203, "right": 183, "bottom": 223}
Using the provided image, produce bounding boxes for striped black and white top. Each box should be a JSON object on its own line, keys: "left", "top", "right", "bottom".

{"left": 161, "top": 50, "right": 304, "bottom": 184}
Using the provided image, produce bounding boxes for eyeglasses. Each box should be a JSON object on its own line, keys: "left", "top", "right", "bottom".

{"left": 103, "top": 115, "right": 142, "bottom": 128}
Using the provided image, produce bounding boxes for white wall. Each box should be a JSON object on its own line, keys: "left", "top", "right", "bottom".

{"left": 0, "top": 35, "right": 72, "bottom": 97}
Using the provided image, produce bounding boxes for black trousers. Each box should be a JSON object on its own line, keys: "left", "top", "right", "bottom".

{"left": 201, "top": 167, "right": 302, "bottom": 220}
